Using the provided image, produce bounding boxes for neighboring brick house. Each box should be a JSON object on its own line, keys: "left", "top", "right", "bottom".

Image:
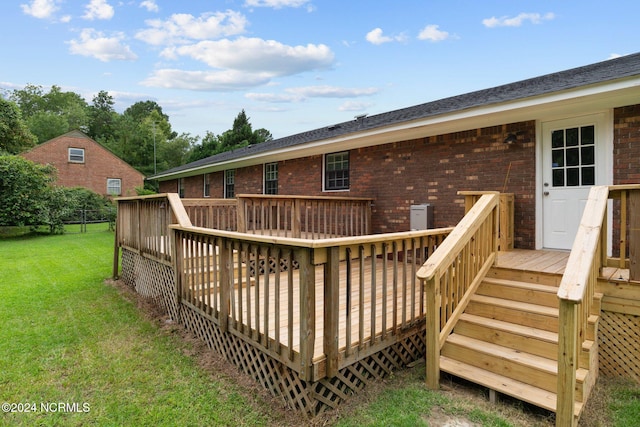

{"left": 151, "top": 53, "right": 640, "bottom": 251}
{"left": 22, "top": 130, "right": 144, "bottom": 197}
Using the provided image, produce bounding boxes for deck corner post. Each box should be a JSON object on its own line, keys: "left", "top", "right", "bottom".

{"left": 237, "top": 196, "right": 247, "bottom": 233}
{"left": 293, "top": 198, "right": 302, "bottom": 238}
{"left": 171, "top": 227, "right": 183, "bottom": 323}
{"left": 557, "top": 298, "right": 578, "bottom": 427}
{"left": 324, "top": 246, "right": 340, "bottom": 378}
{"left": 112, "top": 201, "right": 120, "bottom": 279}
{"left": 425, "top": 275, "right": 441, "bottom": 390}
{"left": 219, "top": 239, "right": 231, "bottom": 333}
{"left": 297, "top": 247, "right": 316, "bottom": 381}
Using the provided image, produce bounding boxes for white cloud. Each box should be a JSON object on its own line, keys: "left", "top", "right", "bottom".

{"left": 245, "top": 92, "right": 302, "bottom": 103}
{"left": 365, "top": 28, "right": 406, "bottom": 45}
{"left": 166, "top": 37, "right": 334, "bottom": 77}
{"left": 338, "top": 101, "right": 373, "bottom": 112}
{"left": 140, "top": 0, "right": 158, "bottom": 12}
{"left": 83, "top": 0, "right": 114, "bottom": 21}
{"left": 140, "top": 69, "right": 272, "bottom": 91}
{"left": 68, "top": 28, "right": 137, "bottom": 62}
{"left": 21, "top": 0, "right": 59, "bottom": 19}
{"left": 244, "top": 0, "right": 311, "bottom": 8}
{"left": 287, "top": 85, "right": 378, "bottom": 98}
{"left": 135, "top": 11, "right": 248, "bottom": 46}
{"left": 418, "top": 24, "right": 450, "bottom": 42}
{"left": 246, "top": 85, "right": 378, "bottom": 104}
{"left": 482, "top": 12, "right": 555, "bottom": 28}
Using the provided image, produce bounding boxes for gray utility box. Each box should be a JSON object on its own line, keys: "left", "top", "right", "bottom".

{"left": 410, "top": 204, "right": 434, "bottom": 230}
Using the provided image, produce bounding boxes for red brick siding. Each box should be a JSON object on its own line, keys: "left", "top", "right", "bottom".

{"left": 22, "top": 133, "right": 144, "bottom": 197}
{"left": 157, "top": 105, "right": 640, "bottom": 250}
{"left": 614, "top": 105, "right": 640, "bottom": 184}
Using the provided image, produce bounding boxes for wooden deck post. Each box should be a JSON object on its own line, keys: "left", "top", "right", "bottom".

{"left": 112, "top": 202, "right": 120, "bottom": 279}
{"left": 172, "top": 227, "right": 183, "bottom": 323}
{"left": 630, "top": 190, "right": 640, "bottom": 281}
{"left": 297, "top": 247, "right": 316, "bottom": 381}
{"left": 324, "top": 246, "right": 340, "bottom": 378}
{"left": 293, "top": 198, "right": 301, "bottom": 238}
{"left": 219, "top": 239, "right": 231, "bottom": 333}
{"left": 425, "top": 275, "right": 441, "bottom": 390}
{"left": 557, "top": 299, "right": 578, "bottom": 427}
{"left": 237, "top": 196, "right": 247, "bottom": 233}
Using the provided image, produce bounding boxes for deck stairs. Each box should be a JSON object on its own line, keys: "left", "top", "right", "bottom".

{"left": 439, "top": 265, "right": 601, "bottom": 419}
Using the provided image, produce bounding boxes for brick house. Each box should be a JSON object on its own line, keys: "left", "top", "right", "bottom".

{"left": 151, "top": 53, "right": 640, "bottom": 251}
{"left": 22, "top": 130, "right": 144, "bottom": 197}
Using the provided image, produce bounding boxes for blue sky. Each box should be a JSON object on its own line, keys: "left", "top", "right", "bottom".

{"left": 1, "top": 0, "right": 638, "bottom": 140}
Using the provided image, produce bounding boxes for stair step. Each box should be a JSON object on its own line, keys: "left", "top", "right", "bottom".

{"left": 487, "top": 266, "right": 563, "bottom": 286}
{"left": 466, "top": 294, "right": 559, "bottom": 332}
{"left": 443, "top": 334, "right": 558, "bottom": 394}
{"left": 442, "top": 334, "right": 589, "bottom": 400}
{"left": 478, "top": 277, "right": 559, "bottom": 308}
{"left": 455, "top": 313, "right": 558, "bottom": 360}
{"left": 440, "top": 356, "right": 583, "bottom": 417}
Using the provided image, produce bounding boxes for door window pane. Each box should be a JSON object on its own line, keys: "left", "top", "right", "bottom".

{"left": 550, "top": 125, "right": 596, "bottom": 188}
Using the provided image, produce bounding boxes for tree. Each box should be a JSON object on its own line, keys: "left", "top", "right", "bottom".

{"left": 0, "top": 155, "right": 55, "bottom": 226}
{"left": 88, "top": 90, "right": 117, "bottom": 143}
{"left": 186, "top": 110, "right": 272, "bottom": 162}
{"left": 0, "top": 98, "right": 37, "bottom": 154}
{"left": 10, "top": 85, "right": 89, "bottom": 143}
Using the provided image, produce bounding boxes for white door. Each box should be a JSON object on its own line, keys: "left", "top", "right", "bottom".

{"left": 542, "top": 114, "right": 609, "bottom": 250}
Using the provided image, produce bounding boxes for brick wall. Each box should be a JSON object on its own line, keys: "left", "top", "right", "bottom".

{"left": 614, "top": 105, "right": 640, "bottom": 184}
{"left": 22, "top": 132, "right": 144, "bottom": 197}
{"left": 158, "top": 121, "right": 538, "bottom": 247}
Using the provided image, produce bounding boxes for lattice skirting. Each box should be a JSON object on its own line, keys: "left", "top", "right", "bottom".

{"left": 599, "top": 310, "right": 640, "bottom": 382}
{"left": 121, "top": 249, "right": 428, "bottom": 416}
{"left": 121, "top": 249, "right": 178, "bottom": 321}
{"left": 179, "top": 304, "right": 426, "bottom": 417}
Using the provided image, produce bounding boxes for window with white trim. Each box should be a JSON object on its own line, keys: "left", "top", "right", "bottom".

{"left": 178, "top": 178, "right": 185, "bottom": 198}
{"left": 107, "top": 178, "right": 121, "bottom": 196}
{"left": 224, "top": 170, "right": 235, "bottom": 198}
{"left": 264, "top": 163, "right": 278, "bottom": 195}
{"left": 68, "top": 147, "right": 85, "bottom": 163}
{"left": 324, "top": 151, "right": 349, "bottom": 191}
{"left": 203, "top": 173, "right": 211, "bottom": 197}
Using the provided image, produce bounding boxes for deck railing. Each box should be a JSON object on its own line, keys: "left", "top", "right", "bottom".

{"left": 237, "top": 194, "right": 373, "bottom": 238}
{"left": 172, "top": 226, "right": 452, "bottom": 381}
{"left": 416, "top": 193, "right": 500, "bottom": 389}
{"left": 556, "top": 184, "right": 640, "bottom": 426}
{"left": 113, "top": 193, "right": 191, "bottom": 276}
{"left": 182, "top": 198, "right": 238, "bottom": 230}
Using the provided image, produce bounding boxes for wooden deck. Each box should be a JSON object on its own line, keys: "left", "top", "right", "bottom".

{"left": 496, "top": 249, "right": 569, "bottom": 275}
{"left": 199, "top": 249, "right": 578, "bottom": 362}
{"left": 200, "top": 257, "right": 424, "bottom": 362}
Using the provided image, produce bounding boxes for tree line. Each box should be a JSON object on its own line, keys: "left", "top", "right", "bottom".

{"left": 0, "top": 84, "right": 273, "bottom": 232}
{"left": 0, "top": 84, "right": 273, "bottom": 183}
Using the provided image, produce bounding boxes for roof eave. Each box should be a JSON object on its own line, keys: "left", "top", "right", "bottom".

{"left": 151, "top": 76, "right": 640, "bottom": 182}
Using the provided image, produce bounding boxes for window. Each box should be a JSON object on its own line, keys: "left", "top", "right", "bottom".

{"left": 107, "top": 178, "right": 121, "bottom": 196}
{"left": 178, "top": 178, "right": 185, "bottom": 198}
{"left": 551, "top": 125, "right": 595, "bottom": 187}
{"left": 324, "top": 151, "right": 349, "bottom": 191}
{"left": 264, "top": 163, "right": 278, "bottom": 195}
{"left": 224, "top": 170, "right": 235, "bottom": 198}
{"left": 203, "top": 173, "right": 211, "bottom": 197}
{"left": 68, "top": 148, "right": 85, "bottom": 163}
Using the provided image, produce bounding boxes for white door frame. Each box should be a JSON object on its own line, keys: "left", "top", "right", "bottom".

{"left": 535, "top": 111, "right": 613, "bottom": 250}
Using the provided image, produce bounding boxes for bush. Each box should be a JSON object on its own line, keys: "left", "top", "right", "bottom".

{"left": 0, "top": 155, "right": 54, "bottom": 227}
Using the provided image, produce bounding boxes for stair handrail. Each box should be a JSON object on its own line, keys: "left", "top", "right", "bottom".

{"left": 555, "top": 185, "right": 608, "bottom": 427}
{"left": 417, "top": 192, "right": 500, "bottom": 389}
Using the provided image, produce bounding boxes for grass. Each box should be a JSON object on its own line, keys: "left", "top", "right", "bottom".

{"left": 1, "top": 225, "right": 639, "bottom": 426}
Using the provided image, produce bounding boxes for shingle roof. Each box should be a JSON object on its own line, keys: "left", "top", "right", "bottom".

{"left": 152, "top": 52, "right": 640, "bottom": 179}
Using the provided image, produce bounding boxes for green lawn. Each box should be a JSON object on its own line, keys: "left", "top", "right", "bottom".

{"left": 1, "top": 225, "right": 638, "bottom": 426}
